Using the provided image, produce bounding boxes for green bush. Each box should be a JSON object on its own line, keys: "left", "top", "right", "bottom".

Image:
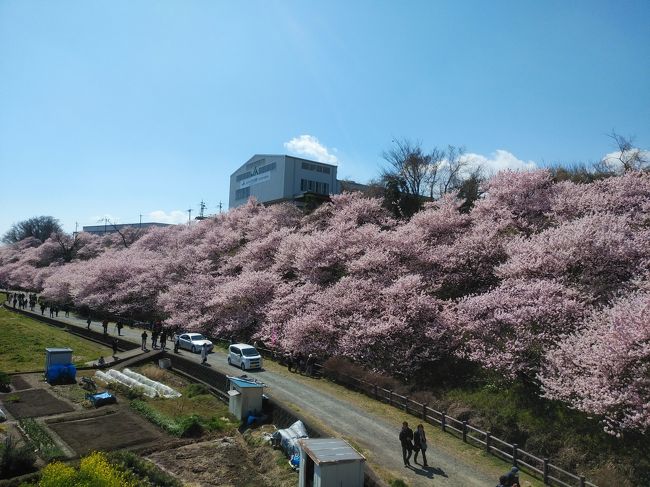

{"left": 0, "top": 435, "right": 36, "bottom": 479}
{"left": 177, "top": 414, "right": 204, "bottom": 438}
{"left": 107, "top": 451, "right": 182, "bottom": 487}
{"left": 205, "top": 416, "right": 231, "bottom": 432}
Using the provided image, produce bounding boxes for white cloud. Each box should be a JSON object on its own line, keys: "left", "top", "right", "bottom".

{"left": 284, "top": 135, "right": 338, "bottom": 164}
{"left": 148, "top": 210, "right": 188, "bottom": 224}
{"left": 461, "top": 149, "right": 537, "bottom": 173}
{"left": 599, "top": 149, "right": 649, "bottom": 172}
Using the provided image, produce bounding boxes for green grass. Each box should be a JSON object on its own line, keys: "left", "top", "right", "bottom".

{"left": 0, "top": 306, "right": 111, "bottom": 372}
{"left": 441, "top": 383, "right": 650, "bottom": 485}
{"left": 130, "top": 384, "right": 237, "bottom": 437}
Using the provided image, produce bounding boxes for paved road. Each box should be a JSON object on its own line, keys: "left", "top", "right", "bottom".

{"left": 4, "top": 298, "right": 498, "bottom": 486}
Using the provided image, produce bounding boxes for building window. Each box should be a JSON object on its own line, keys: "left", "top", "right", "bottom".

{"left": 300, "top": 179, "right": 330, "bottom": 195}
{"left": 235, "top": 187, "right": 250, "bottom": 200}
{"left": 236, "top": 171, "right": 252, "bottom": 182}
{"left": 258, "top": 162, "right": 276, "bottom": 174}
{"left": 301, "top": 162, "right": 331, "bottom": 174}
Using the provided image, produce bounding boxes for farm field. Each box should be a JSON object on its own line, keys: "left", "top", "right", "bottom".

{"left": 0, "top": 305, "right": 111, "bottom": 372}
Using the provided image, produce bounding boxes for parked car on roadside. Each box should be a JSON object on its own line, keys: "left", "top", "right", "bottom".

{"left": 176, "top": 333, "right": 213, "bottom": 353}
{"left": 228, "top": 343, "right": 263, "bottom": 370}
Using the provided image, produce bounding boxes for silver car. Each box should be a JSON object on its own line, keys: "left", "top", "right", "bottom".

{"left": 176, "top": 333, "right": 213, "bottom": 353}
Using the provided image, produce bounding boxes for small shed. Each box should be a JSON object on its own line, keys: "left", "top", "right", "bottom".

{"left": 227, "top": 376, "right": 264, "bottom": 420}
{"left": 298, "top": 438, "right": 365, "bottom": 487}
{"left": 45, "top": 348, "right": 75, "bottom": 384}
{"left": 45, "top": 348, "right": 73, "bottom": 370}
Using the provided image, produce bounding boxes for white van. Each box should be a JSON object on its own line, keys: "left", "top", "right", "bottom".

{"left": 228, "top": 343, "right": 263, "bottom": 370}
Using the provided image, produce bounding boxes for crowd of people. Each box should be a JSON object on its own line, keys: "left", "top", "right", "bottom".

{"left": 7, "top": 291, "right": 70, "bottom": 317}
{"left": 283, "top": 350, "right": 317, "bottom": 376}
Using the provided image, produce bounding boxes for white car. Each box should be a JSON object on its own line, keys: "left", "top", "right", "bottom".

{"left": 176, "top": 333, "right": 214, "bottom": 353}
{"left": 228, "top": 343, "right": 263, "bottom": 370}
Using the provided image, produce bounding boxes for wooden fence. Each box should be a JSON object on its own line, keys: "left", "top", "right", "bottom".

{"left": 224, "top": 340, "right": 597, "bottom": 487}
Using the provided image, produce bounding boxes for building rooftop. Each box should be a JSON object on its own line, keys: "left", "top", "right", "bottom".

{"left": 298, "top": 438, "right": 366, "bottom": 465}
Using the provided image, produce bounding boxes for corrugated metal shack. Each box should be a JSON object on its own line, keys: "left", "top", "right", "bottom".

{"left": 298, "top": 438, "right": 365, "bottom": 487}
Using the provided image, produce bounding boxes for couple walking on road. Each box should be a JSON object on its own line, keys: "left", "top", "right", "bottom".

{"left": 399, "top": 421, "right": 428, "bottom": 467}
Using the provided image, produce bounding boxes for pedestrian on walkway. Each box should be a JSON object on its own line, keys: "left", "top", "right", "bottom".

{"left": 160, "top": 330, "right": 167, "bottom": 350}
{"left": 286, "top": 351, "right": 294, "bottom": 372}
{"left": 413, "top": 424, "right": 428, "bottom": 467}
{"left": 306, "top": 353, "right": 316, "bottom": 376}
{"left": 201, "top": 342, "right": 209, "bottom": 365}
{"left": 141, "top": 331, "right": 148, "bottom": 351}
{"left": 40, "top": 303, "right": 46, "bottom": 315}
{"left": 49, "top": 305, "right": 54, "bottom": 318}
{"left": 116, "top": 321, "right": 123, "bottom": 336}
{"left": 102, "top": 319, "right": 109, "bottom": 335}
{"left": 152, "top": 330, "right": 159, "bottom": 349}
{"left": 399, "top": 421, "right": 414, "bottom": 467}
{"left": 174, "top": 335, "right": 180, "bottom": 353}
{"left": 112, "top": 338, "right": 119, "bottom": 357}
{"left": 86, "top": 317, "right": 92, "bottom": 329}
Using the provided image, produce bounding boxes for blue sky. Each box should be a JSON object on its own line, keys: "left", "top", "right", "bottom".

{"left": 1, "top": 1, "right": 649, "bottom": 234}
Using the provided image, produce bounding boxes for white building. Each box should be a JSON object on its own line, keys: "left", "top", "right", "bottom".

{"left": 229, "top": 154, "right": 340, "bottom": 209}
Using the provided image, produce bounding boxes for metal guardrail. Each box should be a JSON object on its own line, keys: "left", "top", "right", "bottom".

{"left": 238, "top": 340, "right": 597, "bottom": 487}
{"left": 1, "top": 293, "right": 597, "bottom": 487}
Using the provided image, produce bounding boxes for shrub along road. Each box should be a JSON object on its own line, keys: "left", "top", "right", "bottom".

{"left": 2, "top": 300, "right": 538, "bottom": 486}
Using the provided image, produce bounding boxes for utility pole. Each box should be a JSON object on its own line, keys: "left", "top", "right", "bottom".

{"left": 196, "top": 200, "right": 207, "bottom": 220}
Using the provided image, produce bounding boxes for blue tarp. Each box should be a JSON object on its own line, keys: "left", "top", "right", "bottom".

{"left": 46, "top": 364, "right": 76, "bottom": 384}
{"left": 86, "top": 391, "right": 116, "bottom": 407}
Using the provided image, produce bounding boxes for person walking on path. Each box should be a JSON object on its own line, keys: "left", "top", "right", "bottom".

{"left": 116, "top": 321, "right": 123, "bottom": 336}
{"left": 102, "top": 319, "right": 109, "bottom": 335}
{"left": 86, "top": 317, "right": 92, "bottom": 329}
{"left": 413, "top": 423, "right": 428, "bottom": 467}
{"left": 399, "top": 421, "right": 414, "bottom": 467}
{"left": 141, "top": 331, "right": 148, "bottom": 351}
{"left": 286, "top": 351, "right": 294, "bottom": 372}
{"left": 160, "top": 330, "right": 167, "bottom": 350}
{"left": 201, "top": 342, "right": 209, "bottom": 365}
{"left": 306, "top": 353, "right": 316, "bottom": 376}
{"left": 112, "top": 338, "right": 119, "bottom": 358}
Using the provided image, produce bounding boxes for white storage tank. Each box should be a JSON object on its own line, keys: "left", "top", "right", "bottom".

{"left": 227, "top": 376, "right": 264, "bottom": 421}
{"left": 298, "top": 438, "right": 365, "bottom": 487}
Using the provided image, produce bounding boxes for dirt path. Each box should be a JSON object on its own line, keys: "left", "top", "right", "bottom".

{"left": 3, "top": 298, "right": 503, "bottom": 486}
